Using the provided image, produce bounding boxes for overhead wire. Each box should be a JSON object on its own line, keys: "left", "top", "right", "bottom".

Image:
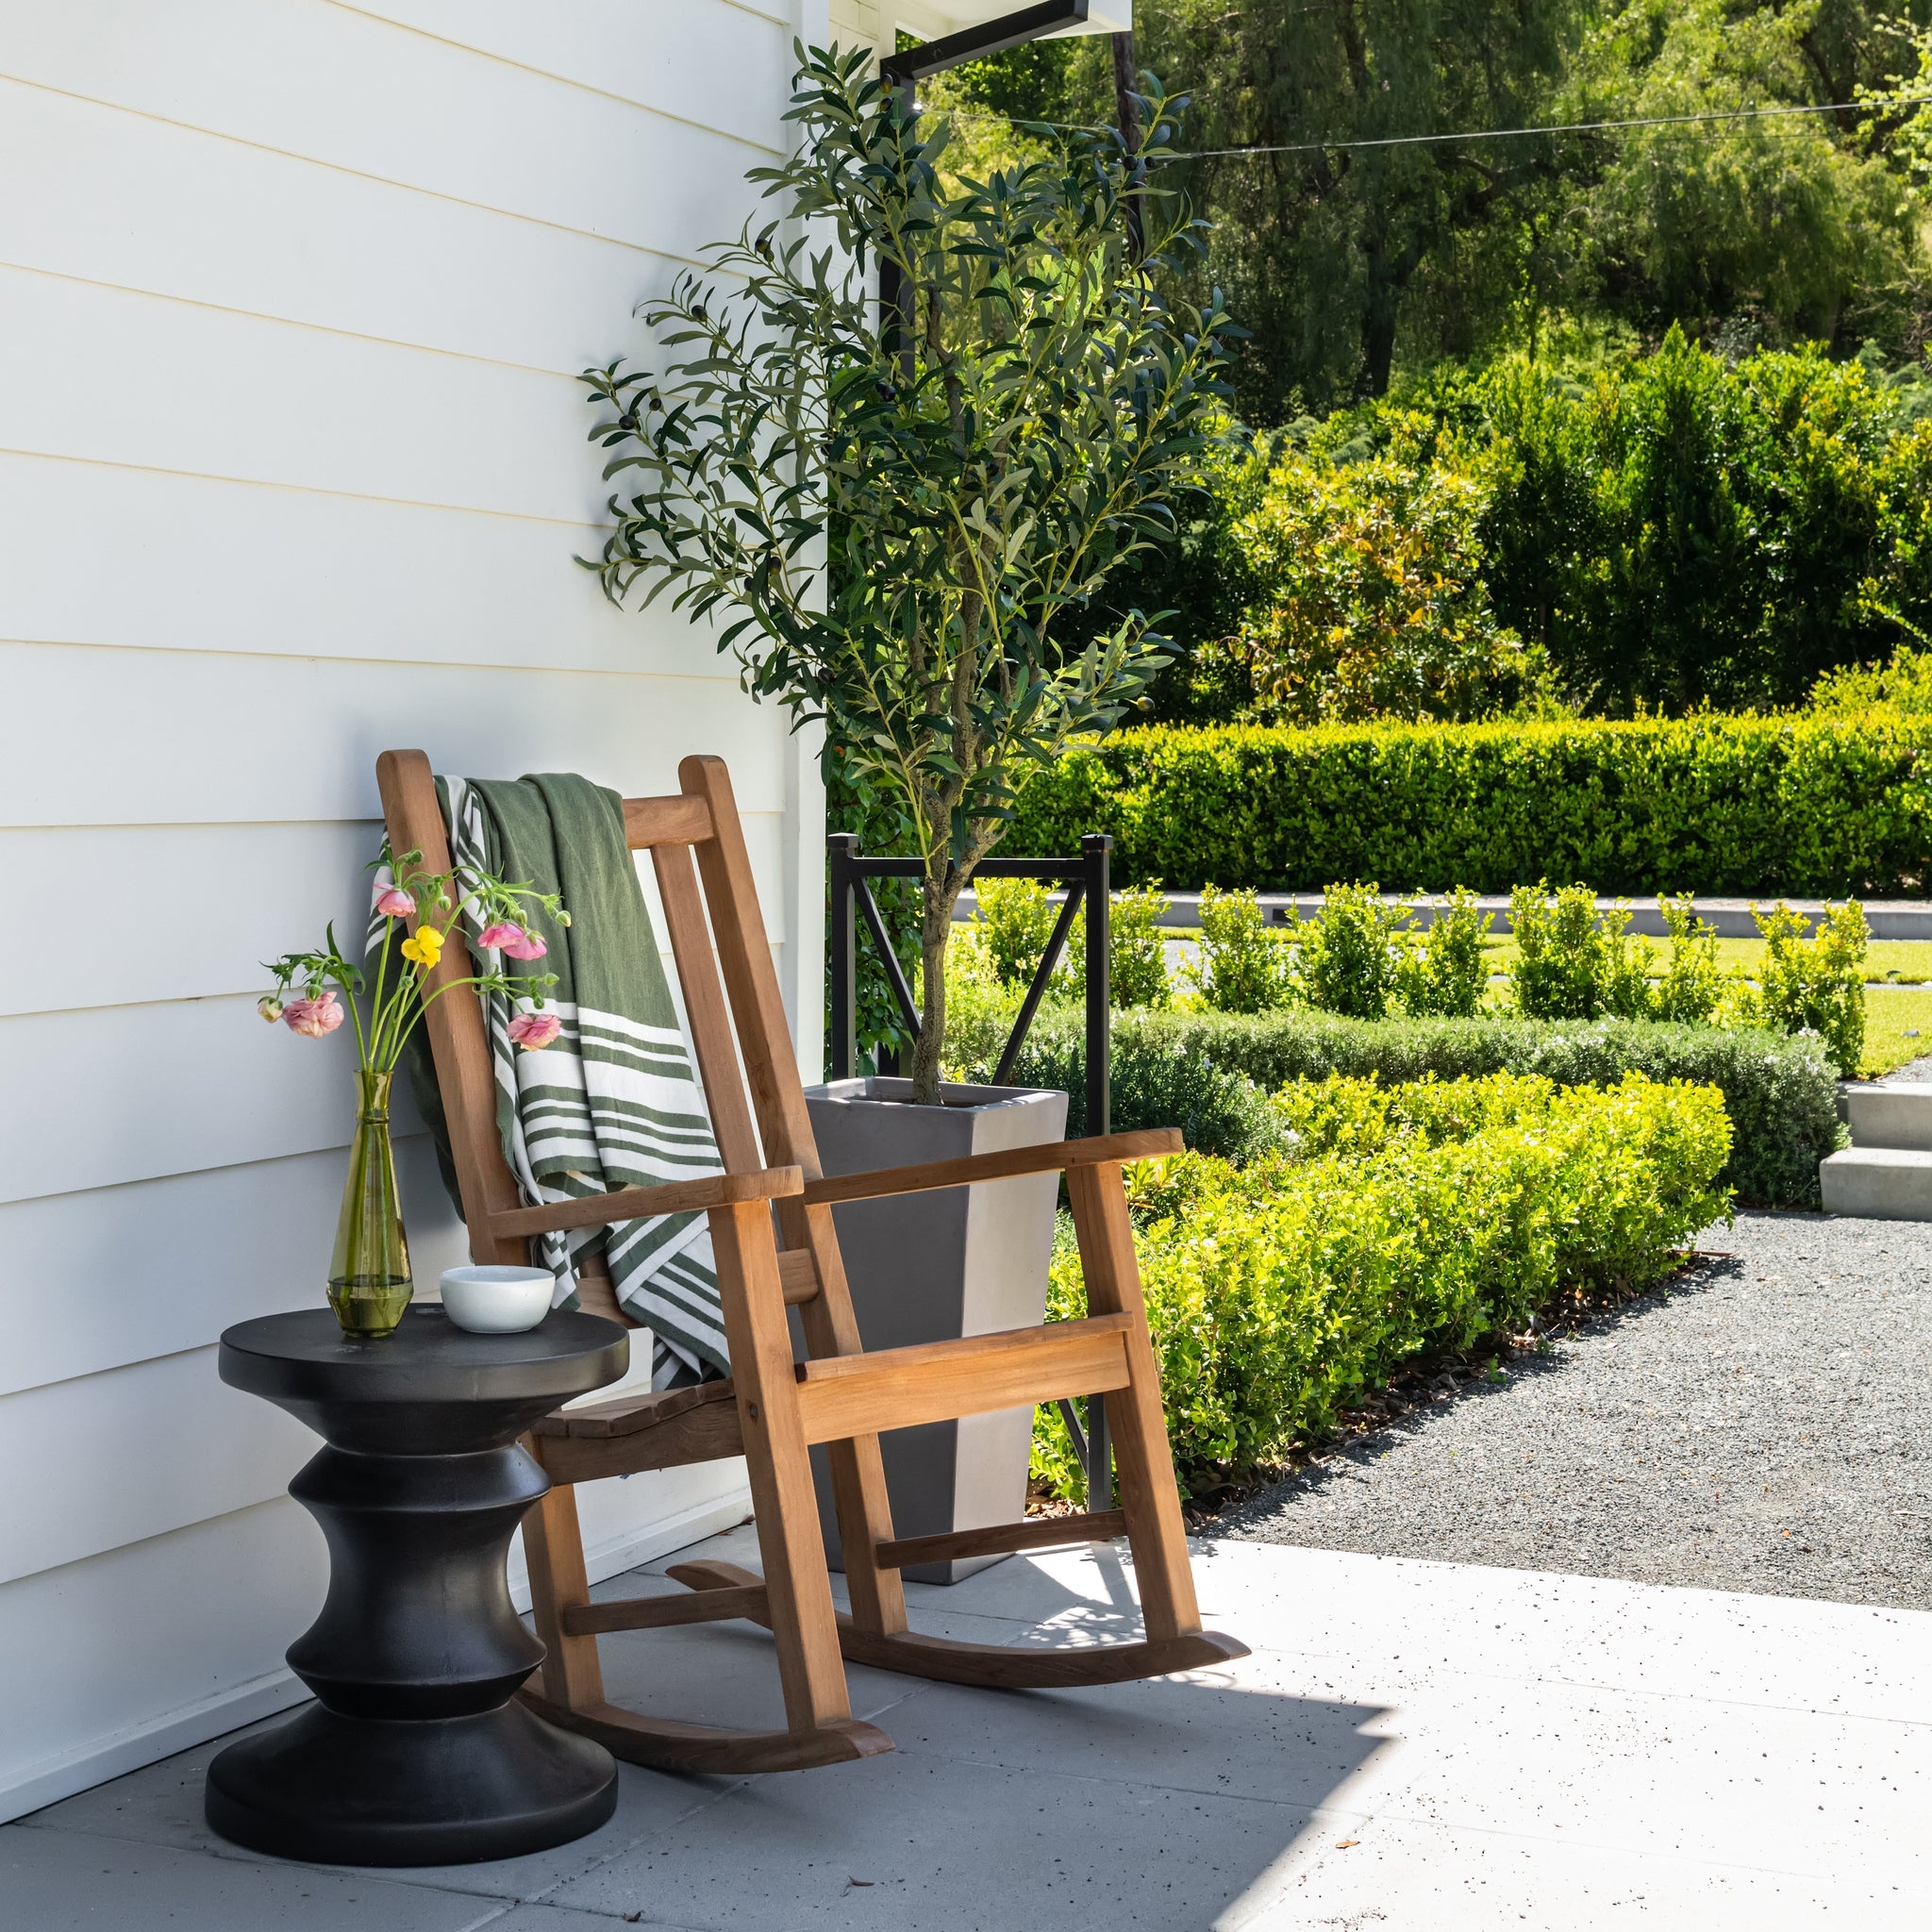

{"left": 937, "top": 92, "right": 1932, "bottom": 162}
{"left": 1171, "top": 93, "right": 1932, "bottom": 159}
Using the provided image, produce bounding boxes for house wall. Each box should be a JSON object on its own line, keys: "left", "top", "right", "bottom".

{"left": 0, "top": 0, "right": 833, "bottom": 1821}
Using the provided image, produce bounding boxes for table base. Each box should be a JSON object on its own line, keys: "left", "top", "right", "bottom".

{"left": 205, "top": 1698, "right": 617, "bottom": 1866}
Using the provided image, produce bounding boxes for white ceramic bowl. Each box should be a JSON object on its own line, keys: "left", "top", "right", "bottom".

{"left": 440, "top": 1265, "right": 554, "bottom": 1335}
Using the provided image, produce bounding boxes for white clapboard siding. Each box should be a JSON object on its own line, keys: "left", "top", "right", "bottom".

{"left": 0, "top": 822, "right": 379, "bottom": 1019}
{"left": 0, "top": 817, "right": 790, "bottom": 1018}
{"left": 0, "top": 1138, "right": 466, "bottom": 1399}
{"left": 0, "top": 80, "right": 678, "bottom": 376}
{"left": 0, "top": 0, "right": 827, "bottom": 1819}
{"left": 0, "top": 999, "right": 385, "bottom": 1208}
{"left": 1, "top": 0, "right": 779, "bottom": 256}
{"left": 0, "top": 867, "right": 795, "bottom": 1202}
{"left": 0, "top": 270, "right": 612, "bottom": 525}
{"left": 0, "top": 456, "right": 760, "bottom": 675}
{"left": 0, "top": 1500, "right": 327, "bottom": 1818}
{"left": 0, "top": 645, "right": 796, "bottom": 827}
{"left": 0, "top": 1349, "right": 322, "bottom": 1587}
{"left": 357, "top": 0, "right": 795, "bottom": 154}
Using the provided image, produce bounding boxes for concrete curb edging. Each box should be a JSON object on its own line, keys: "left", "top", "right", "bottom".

{"left": 954, "top": 890, "right": 1932, "bottom": 939}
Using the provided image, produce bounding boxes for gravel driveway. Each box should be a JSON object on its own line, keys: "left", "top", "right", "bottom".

{"left": 1224, "top": 1209, "right": 1932, "bottom": 1609}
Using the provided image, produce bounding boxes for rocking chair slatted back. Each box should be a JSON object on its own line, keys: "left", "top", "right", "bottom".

{"left": 375, "top": 752, "right": 526, "bottom": 1268}
{"left": 373, "top": 747, "right": 1244, "bottom": 1781}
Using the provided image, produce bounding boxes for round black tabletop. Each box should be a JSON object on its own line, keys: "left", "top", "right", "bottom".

{"left": 218, "top": 1304, "right": 628, "bottom": 1456}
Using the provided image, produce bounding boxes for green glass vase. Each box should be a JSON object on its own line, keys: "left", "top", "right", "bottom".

{"left": 327, "top": 1069, "right": 413, "bottom": 1340}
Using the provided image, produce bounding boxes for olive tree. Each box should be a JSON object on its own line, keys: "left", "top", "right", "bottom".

{"left": 583, "top": 42, "right": 1231, "bottom": 1103}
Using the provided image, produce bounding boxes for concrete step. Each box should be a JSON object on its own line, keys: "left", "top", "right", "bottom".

{"left": 1845, "top": 1081, "right": 1932, "bottom": 1151}
{"left": 1819, "top": 1145, "right": 1932, "bottom": 1219}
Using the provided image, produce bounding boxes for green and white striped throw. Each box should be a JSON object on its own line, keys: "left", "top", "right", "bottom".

{"left": 436, "top": 773, "right": 728, "bottom": 1387}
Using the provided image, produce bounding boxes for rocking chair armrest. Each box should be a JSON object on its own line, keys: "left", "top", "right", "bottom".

{"left": 486, "top": 1166, "right": 805, "bottom": 1239}
{"left": 797, "top": 1129, "right": 1184, "bottom": 1208}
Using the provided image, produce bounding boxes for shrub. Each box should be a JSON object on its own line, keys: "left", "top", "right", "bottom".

{"left": 1291, "top": 881, "right": 1408, "bottom": 1019}
{"left": 1032, "top": 1070, "right": 1733, "bottom": 1491}
{"left": 1508, "top": 883, "right": 1654, "bottom": 1021}
{"left": 1212, "top": 448, "right": 1533, "bottom": 724}
{"left": 974, "top": 877, "right": 1066, "bottom": 990}
{"left": 1108, "top": 884, "right": 1173, "bottom": 1009}
{"left": 1005, "top": 711, "right": 1932, "bottom": 897}
{"left": 972, "top": 876, "right": 1171, "bottom": 1010}
{"left": 1395, "top": 887, "right": 1492, "bottom": 1018}
{"left": 980, "top": 1024, "right": 1282, "bottom": 1164}
{"left": 992, "top": 1006, "right": 1840, "bottom": 1208}
{"left": 1651, "top": 895, "right": 1728, "bottom": 1024}
{"left": 1811, "top": 642, "right": 1932, "bottom": 716}
{"left": 1188, "top": 886, "right": 1292, "bottom": 1013}
{"left": 1752, "top": 900, "right": 1869, "bottom": 1076}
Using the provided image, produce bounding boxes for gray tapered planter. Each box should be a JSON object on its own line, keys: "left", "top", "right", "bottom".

{"left": 802, "top": 1076, "right": 1069, "bottom": 1583}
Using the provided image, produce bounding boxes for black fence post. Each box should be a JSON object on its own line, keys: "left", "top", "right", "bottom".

{"left": 1080, "top": 833, "right": 1114, "bottom": 1512}
{"left": 1082, "top": 835, "right": 1112, "bottom": 1141}
{"left": 828, "top": 833, "right": 858, "bottom": 1082}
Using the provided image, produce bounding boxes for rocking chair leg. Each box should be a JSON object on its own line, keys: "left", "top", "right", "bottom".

{"left": 677, "top": 1160, "right": 1249, "bottom": 1697}
{"left": 1066, "top": 1160, "right": 1205, "bottom": 1643}
{"left": 710, "top": 1200, "right": 866, "bottom": 1740}
{"left": 785, "top": 1199, "right": 908, "bottom": 1641}
{"left": 522, "top": 1478, "right": 606, "bottom": 1709}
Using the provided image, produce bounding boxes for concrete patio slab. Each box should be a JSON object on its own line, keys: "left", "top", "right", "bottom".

{"left": 21, "top": 1715, "right": 727, "bottom": 1904}
{"left": 9, "top": 1530, "right": 1931, "bottom": 1928}
{"left": 1240, "top": 1809, "right": 1912, "bottom": 1928}
{"left": 545, "top": 1747, "right": 1343, "bottom": 1929}
{"left": 0, "top": 1824, "right": 515, "bottom": 1929}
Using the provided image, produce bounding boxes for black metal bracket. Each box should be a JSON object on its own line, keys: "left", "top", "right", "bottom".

{"left": 880, "top": 0, "right": 1091, "bottom": 87}
{"left": 827, "top": 832, "right": 1114, "bottom": 1508}
{"left": 875, "top": 0, "right": 1091, "bottom": 377}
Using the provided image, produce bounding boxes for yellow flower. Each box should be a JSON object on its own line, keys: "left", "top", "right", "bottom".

{"left": 400, "top": 924, "right": 445, "bottom": 970}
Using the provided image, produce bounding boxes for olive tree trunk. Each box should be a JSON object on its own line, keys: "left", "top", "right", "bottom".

{"left": 908, "top": 867, "right": 965, "bottom": 1106}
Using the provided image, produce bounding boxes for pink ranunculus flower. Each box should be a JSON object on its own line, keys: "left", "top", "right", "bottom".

{"left": 283, "top": 991, "right": 345, "bottom": 1038}
{"left": 508, "top": 1009, "right": 562, "bottom": 1052}
{"left": 480, "top": 920, "right": 549, "bottom": 960}
{"left": 373, "top": 882, "right": 415, "bottom": 919}
{"left": 258, "top": 994, "right": 285, "bottom": 1023}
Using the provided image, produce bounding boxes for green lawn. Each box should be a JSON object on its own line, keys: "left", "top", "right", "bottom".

{"left": 1165, "top": 928, "right": 1932, "bottom": 983}
{"left": 1476, "top": 935, "right": 1932, "bottom": 985}
{"left": 1860, "top": 988, "right": 1932, "bottom": 1077}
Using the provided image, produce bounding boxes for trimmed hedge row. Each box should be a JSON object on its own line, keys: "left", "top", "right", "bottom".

{"left": 951, "top": 1004, "right": 1842, "bottom": 1208}
{"left": 1004, "top": 713, "right": 1932, "bottom": 896}
{"left": 1030, "top": 1071, "right": 1734, "bottom": 1491}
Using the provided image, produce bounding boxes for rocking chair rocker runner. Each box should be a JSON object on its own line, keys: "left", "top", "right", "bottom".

{"left": 376, "top": 748, "right": 1246, "bottom": 1777}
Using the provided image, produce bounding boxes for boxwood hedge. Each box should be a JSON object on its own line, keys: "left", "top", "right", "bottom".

{"left": 954, "top": 1005, "right": 1841, "bottom": 1208}
{"left": 1031, "top": 1071, "right": 1735, "bottom": 1491}
{"left": 1004, "top": 712, "right": 1932, "bottom": 896}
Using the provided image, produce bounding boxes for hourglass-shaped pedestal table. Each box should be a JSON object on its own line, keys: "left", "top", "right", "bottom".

{"left": 205, "top": 1305, "right": 628, "bottom": 1867}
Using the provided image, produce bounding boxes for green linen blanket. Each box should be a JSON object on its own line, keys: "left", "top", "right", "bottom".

{"left": 431, "top": 773, "right": 728, "bottom": 1387}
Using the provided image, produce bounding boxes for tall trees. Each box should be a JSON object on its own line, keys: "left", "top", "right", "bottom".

{"left": 1127, "top": 0, "right": 1590, "bottom": 413}
{"left": 922, "top": 0, "right": 1932, "bottom": 415}
{"left": 1560, "top": 0, "right": 1920, "bottom": 349}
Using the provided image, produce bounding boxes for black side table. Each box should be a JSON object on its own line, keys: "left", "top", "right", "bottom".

{"left": 205, "top": 1305, "right": 629, "bottom": 1866}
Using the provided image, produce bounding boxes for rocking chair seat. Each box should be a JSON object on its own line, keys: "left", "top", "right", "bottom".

{"left": 529, "top": 1379, "right": 744, "bottom": 1486}
{"left": 532, "top": 1378, "right": 738, "bottom": 1441}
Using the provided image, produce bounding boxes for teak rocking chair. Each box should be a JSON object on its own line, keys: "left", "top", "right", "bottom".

{"left": 376, "top": 748, "right": 1245, "bottom": 1777}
